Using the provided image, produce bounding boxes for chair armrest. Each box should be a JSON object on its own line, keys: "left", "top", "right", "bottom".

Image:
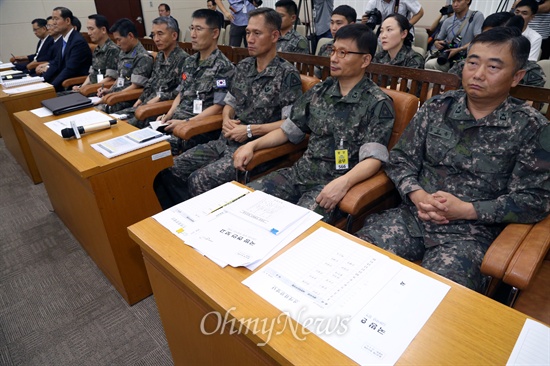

{"left": 338, "top": 171, "right": 395, "bottom": 216}
{"left": 134, "top": 100, "right": 173, "bottom": 121}
{"left": 62, "top": 76, "right": 87, "bottom": 88}
{"left": 104, "top": 88, "right": 143, "bottom": 106}
{"left": 503, "top": 215, "right": 550, "bottom": 290}
{"left": 245, "top": 137, "right": 309, "bottom": 172}
{"left": 172, "top": 114, "right": 223, "bottom": 140}
{"left": 480, "top": 223, "right": 532, "bottom": 281}
{"left": 79, "top": 81, "right": 114, "bottom": 97}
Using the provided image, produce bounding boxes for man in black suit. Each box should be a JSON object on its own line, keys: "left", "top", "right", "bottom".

{"left": 42, "top": 7, "right": 92, "bottom": 91}
{"left": 10, "top": 19, "right": 54, "bottom": 72}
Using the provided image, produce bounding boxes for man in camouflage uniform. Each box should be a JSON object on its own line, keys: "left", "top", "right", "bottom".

{"left": 117, "top": 16, "right": 188, "bottom": 128}
{"left": 449, "top": 59, "right": 546, "bottom": 87}
{"left": 235, "top": 24, "right": 395, "bottom": 222}
{"left": 96, "top": 18, "right": 153, "bottom": 112}
{"left": 154, "top": 8, "right": 303, "bottom": 209}
{"left": 157, "top": 9, "right": 235, "bottom": 152}
{"left": 275, "top": 0, "right": 309, "bottom": 54}
{"left": 315, "top": 5, "right": 356, "bottom": 78}
{"left": 72, "top": 15, "right": 119, "bottom": 93}
{"left": 355, "top": 27, "right": 550, "bottom": 291}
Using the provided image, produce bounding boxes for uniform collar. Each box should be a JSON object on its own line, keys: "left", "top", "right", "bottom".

{"left": 449, "top": 91, "right": 513, "bottom": 127}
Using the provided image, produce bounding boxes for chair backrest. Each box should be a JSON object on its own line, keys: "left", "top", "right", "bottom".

{"left": 381, "top": 88, "right": 419, "bottom": 149}
{"left": 278, "top": 51, "right": 331, "bottom": 79}
{"left": 365, "top": 63, "right": 461, "bottom": 105}
{"left": 296, "top": 24, "right": 307, "bottom": 37}
{"left": 224, "top": 24, "right": 231, "bottom": 46}
{"left": 140, "top": 38, "right": 158, "bottom": 52}
{"left": 315, "top": 37, "right": 332, "bottom": 55}
{"left": 536, "top": 59, "right": 550, "bottom": 89}
{"left": 509, "top": 84, "right": 550, "bottom": 119}
{"left": 412, "top": 45, "right": 425, "bottom": 57}
{"left": 89, "top": 43, "right": 97, "bottom": 53}
{"left": 413, "top": 27, "right": 428, "bottom": 55}
{"left": 300, "top": 74, "right": 321, "bottom": 93}
{"left": 232, "top": 47, "right": 250, "bottom": 64}
{"left": 178, "top": 42, "right": 196, "bottom": 55}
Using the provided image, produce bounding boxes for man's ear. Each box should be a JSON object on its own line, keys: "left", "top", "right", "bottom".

{"left": 511, "top": 68, "right": 527, "bottom": 87}
{"left": 361, "top": 53, "right": 372, "bottom": 69}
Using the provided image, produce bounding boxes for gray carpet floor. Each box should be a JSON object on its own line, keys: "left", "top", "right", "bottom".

{"left": 0, "top": 139, "right": 173, "bottom": 366}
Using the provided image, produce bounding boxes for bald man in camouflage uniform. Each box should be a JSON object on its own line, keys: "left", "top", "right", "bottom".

{"left": 235, "top": 24, "right": 395, "bottom": 222}
{"left": 356, "top": 27, "right": 550, "bottom": 291}
{"left": 154, "top": 8, "right": 303, "bottom": 209}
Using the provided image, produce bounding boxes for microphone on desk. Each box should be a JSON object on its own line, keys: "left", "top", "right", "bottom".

{"left": 61, "top": 119, "right": 117, "bottom": 138}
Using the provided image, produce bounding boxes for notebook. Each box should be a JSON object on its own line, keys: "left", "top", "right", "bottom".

{"left": 1, "top": 76, "right": 44, "bottom": 88}
{"left": 41, "top": 93, "right": 93, "bottom": 115}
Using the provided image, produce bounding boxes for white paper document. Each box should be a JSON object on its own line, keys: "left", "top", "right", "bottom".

{"left": 0, "top": 62, "right": 15, "bottom": 68}
{"left": 91, "top": 127, "right": 170, "bottom": 158}
{"left": 31, "top": 107, "right": 53, "bottom": 117}
{"left": 507, "top": 318, "right": 550, "bottom": 366}
{"left": 44, "top": 110, "right": 111, "bottom": 136}
{"left": 243, "top": 227, "right": 450, "bottom": 365}
{"left": 2, "top": 82, "right": 50, "bottom": 94}
{"left": 153, "top": 184, "right": 322, "bottom": 268}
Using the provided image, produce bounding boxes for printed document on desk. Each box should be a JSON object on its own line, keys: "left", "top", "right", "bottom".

{"left": 507, "top": 318, "right": 549, "bottom": 366}
{"left": 91, "top": 127, "right": 170, "bottom": 158}
{"left": 243, "top": 227, "right": 450, "bottom": 365}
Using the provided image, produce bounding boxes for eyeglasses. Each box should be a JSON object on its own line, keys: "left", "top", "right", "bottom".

{"left": 188, "top": 25, "right": 215, "bottom": 33}
{"left": 330, "top": 47, "right": 368, "bottom": 58}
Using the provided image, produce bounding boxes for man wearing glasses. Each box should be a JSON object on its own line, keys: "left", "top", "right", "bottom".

{"left": 10, "top": 18, "right": 54, "bottom": 72}
{"left": 154, "top": 8, "right": 302, "bottom": 209}
{"left": 234, "top": 23, "right": 395, "bottom": 221}
{"left": 153, "top": 9, "right": 235, "bottom": 152}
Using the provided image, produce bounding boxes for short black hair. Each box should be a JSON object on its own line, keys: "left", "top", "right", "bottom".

{"left": 32, "top": 18, "right": 47, "bottom": 28}
{"left": 482, "top": 11, "right": 514, "bottom": 30}
{"left": 192, "top": 9, "right": 223, "bottom": 30}
{"left": 159, "top": 3, "right": 171, "bottom": 11}
{"left": 53, "top": 7, "right": 74, "bottom": 23}
{"left": 505, "top": 15, "right": 525, "bottom": 32}
{"left": 153, "top": 15, "right": 179, "bottom": 33}
{"left": 332, "top": 5, "right": 357, "bottom": 24}
{"left": 72, "top": 16, "right": 82, "bottom": 32}
{"left": 248, "top": 7, "right": 282, "bottom": 32}
{"left": 515, "top": 0, "right": 539, "bottom": 15}
{"left": 470, "top": 26, "right": 530, "bottom": 71}
{"left": 207, "top": 0, "right": 216, "bottom": 5}
{"left": 334, "top": 23, "right": 377, "bottom": 57}
{"left": 110, "top": 18, "right": 138, "bottom": 37}
{"left": 384, "top": 13, "right": 413, "bottom": 47}
{"left": 275, "top": 0, "right": 298, "bottom": 16}
{"left": 88, "top": 14, "right": 110, "bottom": 30}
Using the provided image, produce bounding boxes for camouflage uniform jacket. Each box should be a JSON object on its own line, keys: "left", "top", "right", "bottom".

{"left": 277, "top": 29, "right": 309, "bottom": 54}
{"left": 449, "top": 60, "right": 546, "bottom": 87}
{"left": 89, "top": 38, "right": 119, "bottom": 84}
{"left": 138, "top": 46, "right": 189, "bottom": 104}
{"left": 373, "top": 45, "right": 425, "bottom": 69}
{"left": 282, "top": 75, "right": 395, "bottom": 185}
{"left": 172, "top": 48, "right": 235, "bottom": 120}
{"left": 314, "top": 40, "right": 333, "bottom": 79}
{"left": 224, "top": 55, "right": 302, "bottom": 134}
{"left": 388, "top": 90, "right": 550, "bottom": 242}
{"left": 112, "top": 41, "right": 153, "bottom": 92}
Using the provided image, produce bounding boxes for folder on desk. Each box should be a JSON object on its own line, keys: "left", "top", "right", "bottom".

{"left": 41, "top": 93, "right": 93, "bottom": 115}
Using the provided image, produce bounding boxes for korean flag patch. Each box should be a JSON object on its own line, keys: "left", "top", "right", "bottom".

{"left": 216, "top": 79, "right": 227, "bottom": 88}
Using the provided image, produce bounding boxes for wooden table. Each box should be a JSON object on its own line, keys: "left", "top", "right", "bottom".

{"left": 0, "top": 84, "right": 56, "bottom": 183}
{"left": 128, "top": 217, "right": 532, "bottom": 365}
{"left": 16, "top": 109, "right": 173, "bottom": 305}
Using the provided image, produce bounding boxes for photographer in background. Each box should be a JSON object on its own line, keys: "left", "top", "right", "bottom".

{"left": 425, "top": 0, "right": 484, "bottom": 72}
{"left": 215, "top": 0, "right": 260, "bottom": 47}
{"left": 427, "top": 2, "right": 454, "bottom": 49}
{"left": 361, "top": 0, "right": 424, "bottom": 36}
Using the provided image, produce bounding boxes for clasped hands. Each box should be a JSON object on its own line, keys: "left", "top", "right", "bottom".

{"left": 409, "top": 189, "right": 478, "bottom": 225}
{"left": 222, "top": 117, "right": 247, "bottom": 143}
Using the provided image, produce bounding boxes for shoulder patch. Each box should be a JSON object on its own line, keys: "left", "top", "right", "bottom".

{"left": 539, "top": 125, "right": 550, "bottom": 152}
{"left": 285, "top": 72, "right": 302, "bottom": 89}
{"left": 378, "top": 101, "right": 394, "bottom": 120}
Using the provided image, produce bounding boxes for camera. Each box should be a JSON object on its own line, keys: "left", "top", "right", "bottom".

{"left": 364, "top": 8, "right": 382, "bottom": 30}
{"left": 440, "top": 5, "right": 454, "bottom": 16}
{"left": 436, "top": 38, "right": 462, "bottom": 65}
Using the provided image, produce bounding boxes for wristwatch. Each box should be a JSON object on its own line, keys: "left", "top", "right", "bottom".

{"left": 247, "top": 124, "right": 253, "bottom": 139}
